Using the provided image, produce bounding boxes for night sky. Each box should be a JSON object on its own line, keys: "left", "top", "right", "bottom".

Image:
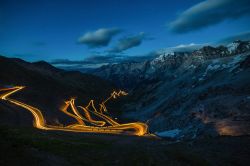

{"left": 1, "top": 0, "right": 250, "bottom": 68}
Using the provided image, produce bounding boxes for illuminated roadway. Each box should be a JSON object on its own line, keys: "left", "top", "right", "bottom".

{"left": 0, "top": 86, "right": 148, "bottom": 136}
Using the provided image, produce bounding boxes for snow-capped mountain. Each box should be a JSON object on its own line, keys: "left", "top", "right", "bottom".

{"left": 91, "top": 40, "right": 250, "bottom": 139}
{"left": 93, "top": 41, "right": 250, "bottom": 89}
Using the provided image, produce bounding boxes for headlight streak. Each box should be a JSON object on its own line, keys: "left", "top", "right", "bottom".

{"left": 0, "top": 86, "right": 149, "bottom": 136}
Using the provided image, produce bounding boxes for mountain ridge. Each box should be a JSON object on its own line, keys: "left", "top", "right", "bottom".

{"left": 0, "top": 55, "right": 118, "bottom": 127}
{"left": 89, "top": 40, "right": 250, "bottom": 139}
{"left": 92, "top": 40, "right": 250, "bottom": 89}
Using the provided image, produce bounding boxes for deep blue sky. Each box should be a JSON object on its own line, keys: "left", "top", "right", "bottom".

{"left": 1, "top": 0, "right": 250, "bottom": 65}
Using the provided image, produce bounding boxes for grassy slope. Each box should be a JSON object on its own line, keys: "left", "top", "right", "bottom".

{"left": 0, "top": 125, "right": 249, "bottom": 166}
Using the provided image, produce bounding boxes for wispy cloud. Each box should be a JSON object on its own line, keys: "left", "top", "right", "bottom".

{"left": 164, "top": 43, "right": 209, "bottom": 52}
{"left": 217, "top": 31, "right": 250, "bottom": 44}
{"left": 51, "top": 54, "right": 120, "bottom": 69}
{"left": 50, "top": 52, "right": 158, "bottom": 70}
{"left": 168, "top": 0, "right": 250, "bottom": 33}
{"left": 109, "top": 32, "right": 147, "bottom": 53}
{"left": 51, "top": 59, "right": 90, "bottom": 65}
{"left": 78, "top": 28, "right": 121, "bottom": 48}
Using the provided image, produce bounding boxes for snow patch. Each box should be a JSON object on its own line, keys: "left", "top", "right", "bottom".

{"left": 227, "top": 42, "right": 239, "bottom": 53}
{"left": 155, "top": 129, "right": 181, "bottom": 138}
{"left": 206, "top": 64, "right": 221, "bottom": 71}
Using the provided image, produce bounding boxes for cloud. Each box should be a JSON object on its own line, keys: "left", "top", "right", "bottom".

{"left": 51, "top": 57, "right": 110, "bottom": 70}
{"left": 109, "top": 32, "right": 147, "bottom": 53}
{"left": 169, "top": 0, "right": 250, "bottom": 33}
{"left": 217, "top": 31, "right": 250, "bottom": 44}
{"left": 161, "top": 30, "right": 250, "bottom": 53}
{"left": 85, "top": 54, "right": 121, "bottom": 63}
{"left": 50, "top": 54, "right": 121, "bottom": 69}
{"left": 50, "top": 51, "right": 158, "bottom": 70}
{"left": 51, "top": 59, "right": 90, "bottom": 65}
{"left": 51, "top": 55, "right": 118, "bottom": 66}
{"left": 78, "top": 28, "right": 121, "bottom": 48}
{"left": 165, "top": 43, "right": 209, "bottom": 52}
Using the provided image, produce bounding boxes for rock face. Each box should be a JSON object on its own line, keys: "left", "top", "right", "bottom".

{"left": 0, "top": 55, "right": 116, "bottom": 126}
{"left": 91, "top": 41, "right": 250, "bottom": 139}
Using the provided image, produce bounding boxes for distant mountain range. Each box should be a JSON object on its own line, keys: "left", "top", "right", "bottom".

{"left": 92, "top": 40, "right": 250, "bottom": 89}
{"left": 90, "top": 40, "right": 250, "bottom": 139}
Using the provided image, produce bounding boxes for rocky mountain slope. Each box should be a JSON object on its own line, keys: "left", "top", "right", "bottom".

{"left": 91, "top": 40, "right": 250, "bottom": 139}
{"left": 0, "top": 55, "right": 116, "bottom": 126}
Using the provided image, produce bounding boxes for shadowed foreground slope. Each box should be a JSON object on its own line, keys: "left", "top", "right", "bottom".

{"left": 0, "top": 125, "right": 250, "bottom": 166}
{"left": 0, "top": 55, "right": 119, "bottom": 127}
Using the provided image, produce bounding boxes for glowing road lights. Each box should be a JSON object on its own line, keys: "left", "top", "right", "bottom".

{"left": 0, "top": 86, "right": 148, "bottom": 136}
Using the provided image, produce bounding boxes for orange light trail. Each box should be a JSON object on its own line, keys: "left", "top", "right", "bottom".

{"left": 0, "top": 86, "right": 148, "bottom": 136}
